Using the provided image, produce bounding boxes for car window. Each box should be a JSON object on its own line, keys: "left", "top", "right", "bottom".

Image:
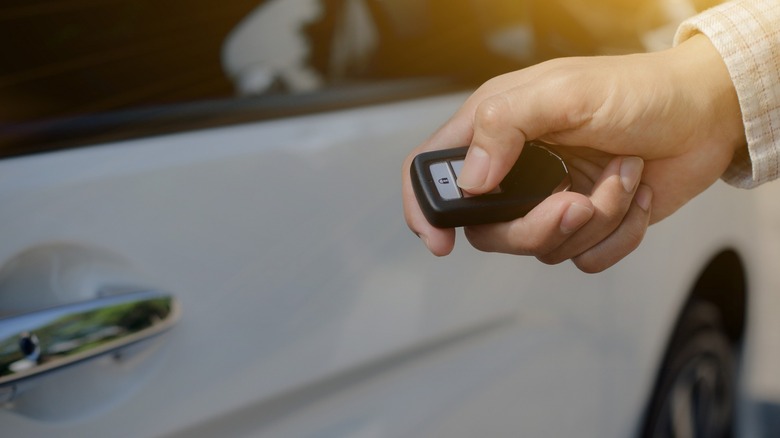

{"left": 0, "top": 0, "right": 722, "bottom": 157}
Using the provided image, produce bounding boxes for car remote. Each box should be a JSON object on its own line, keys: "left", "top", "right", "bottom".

{"left": 410, "top": 142, "right": 571, "bottom": 228}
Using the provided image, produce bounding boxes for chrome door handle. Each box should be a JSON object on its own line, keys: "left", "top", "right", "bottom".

{"left": 0, "top": 290, "right": 179, "bottom": 388}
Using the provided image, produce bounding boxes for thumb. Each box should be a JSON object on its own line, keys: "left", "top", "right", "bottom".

{"left": 456, "top": 84, "right": 577, "bottom": 194}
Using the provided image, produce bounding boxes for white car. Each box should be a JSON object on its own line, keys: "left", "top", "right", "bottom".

{"left": 1, "top": 1, "right": 778, "bottom": 437}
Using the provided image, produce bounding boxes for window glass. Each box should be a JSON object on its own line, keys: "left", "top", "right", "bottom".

{"left": 0, "top": 0, "right": 722, "bottom": 156}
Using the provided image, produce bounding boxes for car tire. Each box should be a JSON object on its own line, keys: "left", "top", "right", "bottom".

{"left": 642, "top": 300, "right": 737, "bottom": 438}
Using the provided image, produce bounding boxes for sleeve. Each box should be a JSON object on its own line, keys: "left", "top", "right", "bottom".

{"left": 674, "top": 0, "right": 780, "bottom": 189}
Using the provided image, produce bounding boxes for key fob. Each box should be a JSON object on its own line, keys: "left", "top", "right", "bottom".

{"left": 410, "top": 142, "right": 570, "bottom": 228}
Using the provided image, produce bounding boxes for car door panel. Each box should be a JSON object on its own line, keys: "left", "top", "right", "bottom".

{"left": 0, "top": 94, "right": 608, "bottom": 437}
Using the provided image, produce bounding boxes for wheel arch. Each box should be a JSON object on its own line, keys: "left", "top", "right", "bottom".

{"left": 638, "top": 248, "right": 748, "bottom": 438}
{"left": 686, "top": 248, "right": 748, "bottom": 344}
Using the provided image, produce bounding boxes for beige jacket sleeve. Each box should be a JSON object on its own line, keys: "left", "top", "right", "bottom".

{"left": 675, "top": 0, "right": 780, "bottom": 188}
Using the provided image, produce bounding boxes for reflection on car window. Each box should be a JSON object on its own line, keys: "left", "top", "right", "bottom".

{"left": 0, "top": 0, "right": 722, "bottom": 157}
{"left": 1, "top": 0, "right": 260, "bottom": 125}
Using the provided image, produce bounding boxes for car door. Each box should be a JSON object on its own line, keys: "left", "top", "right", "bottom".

{"left": 0, "top": 2, "right": 621, "bottom": 436}
{"left": 0, "top": 88, "right": 618, "bottom": 438}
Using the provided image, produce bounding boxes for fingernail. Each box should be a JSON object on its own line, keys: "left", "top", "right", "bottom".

{"left": 635, "top": 184, "right": 653, "bottom": 211}
{"left": 560, "top": 202, "right": 594, "bottom": 234}
{"left": 620, "top": 157, "right": 644, "bottom": 193}
{"left": 457, "top": 146, "right": 490, "bottom": 190}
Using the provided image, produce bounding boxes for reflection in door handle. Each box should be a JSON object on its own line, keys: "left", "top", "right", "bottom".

{"left": 0, "top": 290, "right": 179, "bottom": 390}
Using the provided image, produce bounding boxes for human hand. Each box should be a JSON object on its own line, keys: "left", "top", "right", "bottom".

{"left": 402, "top": 34, "right": 745, "bottom": 272}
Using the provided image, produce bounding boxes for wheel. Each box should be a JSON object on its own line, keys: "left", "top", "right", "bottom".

{"left": 642, "top": 300, "right": 737, "bottom": 438}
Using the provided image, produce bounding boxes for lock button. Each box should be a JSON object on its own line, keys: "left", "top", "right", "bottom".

{"left": 429, "top": 161, "right": 461, "bottom": 200}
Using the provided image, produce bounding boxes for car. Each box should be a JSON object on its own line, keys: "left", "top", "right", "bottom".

{"left": 1, "top": 0, "right": 778, "bottom": 436}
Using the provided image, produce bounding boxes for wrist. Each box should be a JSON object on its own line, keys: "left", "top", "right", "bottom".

{"left": 666, "top": 33, "right": 747, "bottom": 159}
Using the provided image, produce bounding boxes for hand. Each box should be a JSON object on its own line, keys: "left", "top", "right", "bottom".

{"left": 402, "top": 34, "right": 745, "bottom": 272}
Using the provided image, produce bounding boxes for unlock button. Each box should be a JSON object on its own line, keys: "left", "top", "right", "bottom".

{"left": 429, "top": 162, "right": 461, "bottom": 200}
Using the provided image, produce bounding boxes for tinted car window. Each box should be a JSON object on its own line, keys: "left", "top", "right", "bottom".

{"left": 0, "top": 0, "right": 721, "bottom": 157}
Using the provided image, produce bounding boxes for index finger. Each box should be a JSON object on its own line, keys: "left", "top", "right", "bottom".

{"left": 401, "top": 112, "right": 474, "bottom": 255}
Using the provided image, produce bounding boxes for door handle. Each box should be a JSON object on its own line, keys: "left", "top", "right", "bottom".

{"left": 0, "top": 290, "right": 179, "bottom": 392}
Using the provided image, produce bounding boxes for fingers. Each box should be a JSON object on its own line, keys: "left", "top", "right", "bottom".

{"left": 463, "top": 191, "right": 595, "bottom": 255}
{"left": 537, "top": 156, "right": 645, "bottom": 264}
{"left": 402, "top": 62, "right": 653, "bottom": 266}
{"left": 572, "top": 184, "right": 652, "bottom": 273}
{"left": 464, "top": 156, "right": 651, "bottom": 272}
{"left": 404, "top": 66, "right": 593, "bottom": 255}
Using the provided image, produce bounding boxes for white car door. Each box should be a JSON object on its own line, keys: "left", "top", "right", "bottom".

{"left": 0, "top": 90, "right": 617, "bottom": 437}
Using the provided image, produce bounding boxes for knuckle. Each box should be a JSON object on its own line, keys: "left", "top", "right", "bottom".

{"left": 598, "top": 205, "right": 630, "bottom": 232}
{"left": 474, "top": 96, "right": 511, "bottom": 132}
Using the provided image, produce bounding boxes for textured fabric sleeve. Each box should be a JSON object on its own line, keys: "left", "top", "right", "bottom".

{"left": 674, "top": 0, "right": 780, "bottom": 188}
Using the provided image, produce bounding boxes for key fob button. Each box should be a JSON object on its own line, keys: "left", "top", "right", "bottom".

{"left": 450, "top": 159, "right": 464, "bottom": 178}
{"left": 429, "top": 161, "right": 461, "bottom": 200}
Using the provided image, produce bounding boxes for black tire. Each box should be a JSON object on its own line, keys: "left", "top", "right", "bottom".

{"left": 642, "top": 300, "right": 737, "bottom": 438}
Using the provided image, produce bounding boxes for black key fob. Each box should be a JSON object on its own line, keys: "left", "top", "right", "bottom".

{"left": 410, "top": 142, "right": 570, "bottom": 228}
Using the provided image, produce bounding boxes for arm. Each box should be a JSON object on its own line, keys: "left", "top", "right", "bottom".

{"left": 402, "top": 30, "right": 745, "bottom": 272}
